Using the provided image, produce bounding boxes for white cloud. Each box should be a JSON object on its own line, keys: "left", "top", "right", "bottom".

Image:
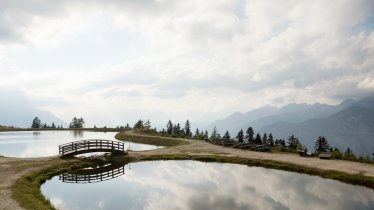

{"left": 0, "top": 0, "right": 374, "bottom": 126}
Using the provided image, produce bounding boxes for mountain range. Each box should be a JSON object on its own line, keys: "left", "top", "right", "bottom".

{"left": 207, "top": 95, "right": 374, "bottom": 155}
{"left": 0, "top": 89, "right": 67, "bottom": 128}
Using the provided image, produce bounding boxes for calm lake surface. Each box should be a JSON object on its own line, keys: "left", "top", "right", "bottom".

{"left": 0, "top": 131, "right": 161, "bottom": 157}
{"left": 42, "top": 160, "right": 374, "bottom": 210}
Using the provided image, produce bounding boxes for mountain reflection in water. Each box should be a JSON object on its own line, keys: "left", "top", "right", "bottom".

{"left": 41, "top": 161, "right": 374, "bottom": 210}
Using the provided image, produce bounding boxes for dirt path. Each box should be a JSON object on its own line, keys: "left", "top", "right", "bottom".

{"left": 0, "top": 156, "right": 69, "bottom": 210}
{"left": 1, "top": 131, "right": 373, "bottom": 210}
{"left": 126, "top": 132, "right": 374, "bottom": 177}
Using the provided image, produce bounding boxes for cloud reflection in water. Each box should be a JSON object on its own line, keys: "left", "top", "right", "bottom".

{"left": 42, "top": 161, "right": 374, "bottom": 210}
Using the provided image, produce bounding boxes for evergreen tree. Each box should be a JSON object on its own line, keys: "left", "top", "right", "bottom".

{"left": 314, "top": 136, "right": 330, "bottom": 153}
{"left": 246, "top": 127, "right": 254, "bottom": 143}
{"left": 173, "top": 123, "right": 181, "bottom": 136}
{"left": 210, "top": 127, "right": 219, "bottom": 140}
{"left": 194, "top": 128, "right": 200, "bottom": 138}
{"left": 31, "top": 117, "right": 41, "bottom": 128}
{"left": 268, "top": 133, "right": 274, "bottom": 146}
{"left": 236, "top": 129, "right": 244, "bottom": 142}
{"left": 262, "top": 133, "right": 267, "bottom": 145}
{"left": 204, "top": 130, "right": 209, "bottom": 139}
{"left": 125, "top": 123, "right": 131, "bottom": 129}
{"left": 287, "top": 134, "right": 299, "bottom": 150}
{"left": 144, "top": 120, "right": 151, "bottom": 129}
{"left": 133, "top": 120, "right": 144, "bottom": 129}
{"left": 184, "top": 120, "right": 192, "bottom": 138}
{"left": 51, "top": 122, "right": 56, "bottom": 129}
{"left": 255, "top": 133, "right": 262, "bottom": 144}
{"left": 223, "top": 131, "right": 231, "bottom": 140}
{"left": 166, "top": 120, "right": 173, "bottom": 135}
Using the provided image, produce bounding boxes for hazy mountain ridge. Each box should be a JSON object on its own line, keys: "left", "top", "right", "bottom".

{"left": 0, "top": 89, "right": 67, "bottom": 128}
{"left": 207, "top": 95, "right": 374, "bottom": 155}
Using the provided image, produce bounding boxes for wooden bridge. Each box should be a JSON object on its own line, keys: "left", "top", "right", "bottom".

{"left": 59, "top": 164, "right": 126, "bottom": 183}
{"left": 59, "top": 139, "right": 126, "bottom": 157}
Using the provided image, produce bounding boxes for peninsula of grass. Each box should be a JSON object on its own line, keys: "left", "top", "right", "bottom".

{"left": 11, "top": 160, "right": 92, "bottom": 210}
{"left": 115, "top": 131, "right": 189, "bottom": 147}
{"left": 11, "top": 152, "right": 374, "bottom": 210}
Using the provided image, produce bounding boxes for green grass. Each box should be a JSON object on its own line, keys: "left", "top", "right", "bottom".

{"left": 115, "top": 131, "right": 189, "bottom": 147}
{"left": 12, "top": 153, "right": 374, "bottom": 210}
{"left": 11, "top": 161, "right": 91, "bottom": 210}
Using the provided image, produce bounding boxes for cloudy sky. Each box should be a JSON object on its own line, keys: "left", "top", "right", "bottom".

{"left": 0, "top": 0, "right": 374, "bottom": 128}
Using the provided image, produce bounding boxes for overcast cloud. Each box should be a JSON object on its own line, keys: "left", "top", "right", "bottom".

{"left": 0, "top": 0, "right": 373, "bottom": 127}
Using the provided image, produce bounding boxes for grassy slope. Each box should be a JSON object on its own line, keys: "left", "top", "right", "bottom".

{"left": 115, "top": 131, "right": 188, "bottom": 147}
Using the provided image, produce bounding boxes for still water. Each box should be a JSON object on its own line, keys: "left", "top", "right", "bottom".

{"left": 42, "top": 160, "right": 374, "bottom": 210}
{"left": 0, "top": 131, "right": 161, "bottom": 157}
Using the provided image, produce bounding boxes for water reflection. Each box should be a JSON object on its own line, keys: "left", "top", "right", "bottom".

{"left": 41, "top": 161, "right": 374, "bottom": 210}
{"left": 60, "top": 164, "right": 126, "bottom": 184}
{"left": 0, "top": 131, "right": 162, "bottom": 157}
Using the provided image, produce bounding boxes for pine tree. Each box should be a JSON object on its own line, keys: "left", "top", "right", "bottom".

{"left": 236, "top": 129, "right": 244, "bottom": 142}
{"left": 204, "top": 130, "right": 209, "bottom": 139}
{"left": 144, "top": 120, "right": 151, "bottom": 129}
{"left": 223, "top": 131, "right": 231, "bottom": 140}
{"left": 133, "top": 120, "right": 144, "bottom": 129}
{"left": 166, "top": 120, "right": 173, "bottom": 135}
{"left": 314, "top": 136, "right": 330, "bottom": 153}
{"left": 184, "top": 120, "right": 192, "bottom": 138}
{"left": 262, "top": 133, "right": 267, "bottom": 145}
{"left": 246, "top": 127, "right": 254, "bottom": 143}
{"left": 268, "top": 133, "right": 274, "bottom": 146}
{"left": 287, "top": 134, "right": 299, "bottom": 150}
{"left": 210, "top": 127, "right": 219, "bottom": 140}
{"left": 31, "top": 117, "right": 41, "bottom": 128}
{"left": 255, "top": 133, "right": 262, "bottom": 144}
{"left": 194, "top": 128, "right": 200, "bottom": 138}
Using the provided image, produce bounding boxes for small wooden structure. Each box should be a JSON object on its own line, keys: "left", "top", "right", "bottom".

{"left": 59, "top": 164, "right": 125, "bottom": 183}
{"left": 59, "top": 139, "right": 126, "bottom": 158}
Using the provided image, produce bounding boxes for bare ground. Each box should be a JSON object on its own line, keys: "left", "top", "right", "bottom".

{"left": 1, "top": 131, "right": 373, "bottom": 209}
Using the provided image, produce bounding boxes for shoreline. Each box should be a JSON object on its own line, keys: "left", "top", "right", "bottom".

{"left": 1, "top": 130, "right": 373, "bottom": 209}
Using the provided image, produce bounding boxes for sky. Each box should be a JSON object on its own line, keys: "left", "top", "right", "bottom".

{"left": 0, "top": 0, "right": 374, "bottom": 128}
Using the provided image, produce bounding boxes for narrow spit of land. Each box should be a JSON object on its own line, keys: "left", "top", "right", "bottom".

{"left": 122, "top": 131, "right": 374, "bottom": 177}
{"left": 0, "top": 130, "right": 373, "bottom": 209}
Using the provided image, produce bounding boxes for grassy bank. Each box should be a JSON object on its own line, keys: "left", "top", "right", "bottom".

{"left": 115, "top": 131, "right": 189, "bottom": 147}
{"left": 12, "top": 153, "right": 374, "bottom": 210}
{"left": 11, "top": 160, "right": 91, "bottom": 210}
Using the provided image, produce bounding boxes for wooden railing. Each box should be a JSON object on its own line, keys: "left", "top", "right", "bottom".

{"left": 59, "top": 165, "right": 125, "bottom": 183}
{"left": 59, "top": 139, "right": 125, "bottom": 157}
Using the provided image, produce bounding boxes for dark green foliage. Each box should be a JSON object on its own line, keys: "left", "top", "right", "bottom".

{"left": 133, "top": 120, "right": 144, "bottom": 129}
{"left": 144, "top": 120, "right": 151, "bottom": 129}
{"left": 236, "top": 129, "right": 244, "bottom": 142}
{"left": 210, "top": 127, "right": 220, "bottom": 140}
{"left": 184, "top": 120, "right": 192, "bottom": 138}
{"left": 69, "top": 117, "right": 85, "bottom": 128}
{"left": 268, "top": 133, "right": 274, "bottom": 146}
{"left": 246, "top": 127, "right": 254, "bottom": 143}
{"left": 31, "top": 117, "right": 41, "bottom": 128}
{"left": 166, "top": 120, "right": 173, "bottom": 135}
{"left": 255, "top": 133, "right": 262, "bottom": 144}
{"left": 287, "top": 134, "right": 300, "bottom": 150}
{"left": 262, "top": 133, "right": 267, "bottom": 145}
{"left": 223, "top": 131, "right": 231, "bottom": 140}
{"left": 314, "top": 136, "right": 330, "bottom": 153}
